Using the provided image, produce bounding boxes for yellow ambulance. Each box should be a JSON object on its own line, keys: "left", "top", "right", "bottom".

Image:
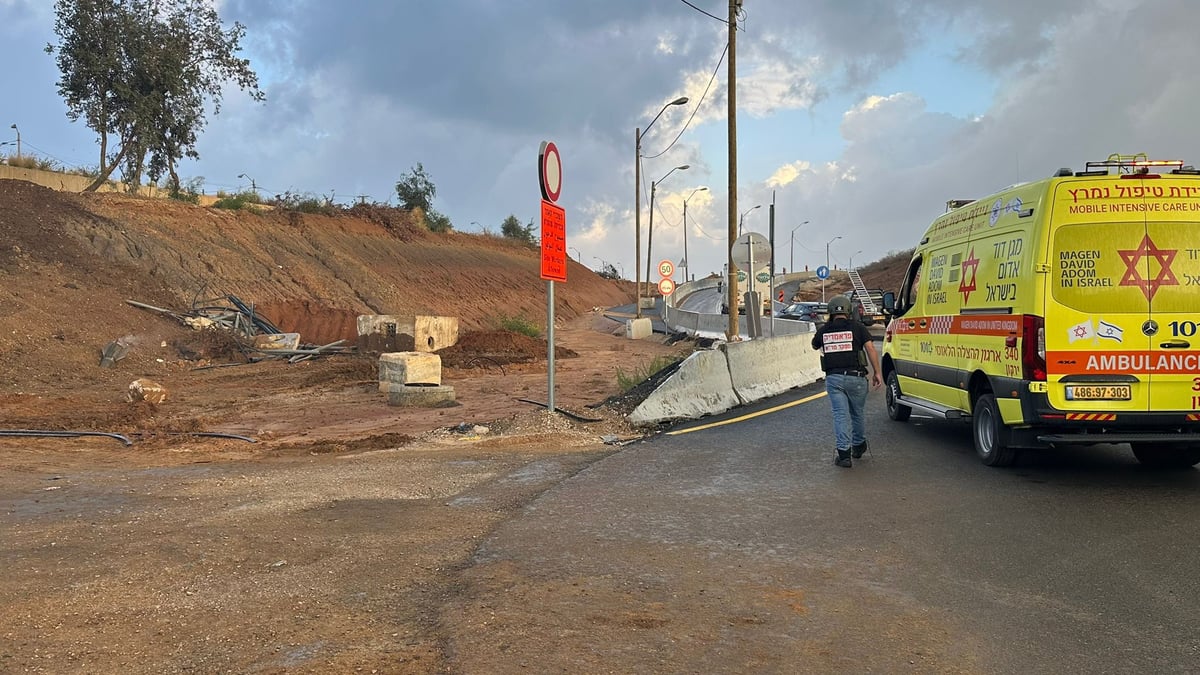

{"left": 883, "top": 154, "right": 1200, "bottom": 468}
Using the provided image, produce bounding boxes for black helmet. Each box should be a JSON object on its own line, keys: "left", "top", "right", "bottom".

{"left": 827, "top": 295, "right": 852, "bottom": 317}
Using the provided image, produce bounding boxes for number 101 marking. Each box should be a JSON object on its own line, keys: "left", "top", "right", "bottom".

{"left": 1171, "top": 321, "right": 1199, "bottom": 337}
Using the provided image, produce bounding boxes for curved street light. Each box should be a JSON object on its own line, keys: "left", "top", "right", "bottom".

{"left": 237, "top": 173, "right": 258, "bottom": 193}
{"left": 569, "top": 246, "right": 581, "bottom": 262}
{"left": 788, "top": 220, "right": 810, "bottom": 273}
{"left": 681, "top": 186, "right": 707, "bottom": 283}
{"left": 9, "top": 123, "right": 19, "bottom": 159}
{"left": 849, "top": 249, "right": 863, "bottom": 270}
{"left": 645, "top": 164, "right": 690, "bottom": 293}
{"left": 823, "top": 235, "right": 843, "bottom": 303}
{"left": 738, "top": 204, "right": 761, "bottom": 236}
{"left": 635, "top": 96, "right": 688, "bottom": 318}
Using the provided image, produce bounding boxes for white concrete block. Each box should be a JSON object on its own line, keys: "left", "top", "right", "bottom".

{"left": 386, "top": 384, "right": 456, "bottom": 407}
{"left": 625, "top": 317, "right": 653, "bottom": 340}
{"left": 378, "top": 352, "right": 442, "bottom": 389}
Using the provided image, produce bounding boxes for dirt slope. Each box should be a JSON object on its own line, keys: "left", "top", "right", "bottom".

{"left": 0, "top": 178, "right": 688, "bottom": 451}
{"left": 22, "top": 183, "right": 633, "bottom": 339}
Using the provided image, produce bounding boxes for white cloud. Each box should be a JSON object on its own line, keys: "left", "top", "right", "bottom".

{"left": 8, "top": 0, "right": 1200, "bottom": 281}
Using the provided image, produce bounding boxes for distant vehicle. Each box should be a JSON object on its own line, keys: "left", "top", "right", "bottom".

{"left": 719, "top": 263, "right": 770, "bottom": 315}
{"left": 776, "top": 302, "right": 827, "bottom": 324}
{"left": 849, "top": 289, "right": 896, "bottom": 325}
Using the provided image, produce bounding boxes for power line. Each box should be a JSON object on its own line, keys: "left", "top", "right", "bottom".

{"left": 643, "top": 41, "right": 728, "bottom": 160}
{"left": 677, "top": 0, "right": 728, "bottom": 25}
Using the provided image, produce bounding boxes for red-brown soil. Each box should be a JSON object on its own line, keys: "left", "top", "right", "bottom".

{"left": 0, "top": 178, "right": 689, "bottom": 458}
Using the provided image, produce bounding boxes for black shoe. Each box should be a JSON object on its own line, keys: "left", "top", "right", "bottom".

{"left": 851, "top": 441, "right": 869, "bottom": 459}
{"left": 834, "top": 450, "right": 852, "bottom": 468}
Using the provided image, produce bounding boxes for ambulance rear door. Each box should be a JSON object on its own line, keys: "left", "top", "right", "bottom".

{"left": 1044, "top": 177, "right": 1152, "bottom": 413}
{"left": 1141, "top": 174, "right": 1200, "bottom": 412}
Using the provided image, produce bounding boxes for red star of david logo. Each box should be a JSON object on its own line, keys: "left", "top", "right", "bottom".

{"left": 959, "top": 247, "right": 980, "bottom": 303}
{"left": 1118, "top": 235, "right": 1178, "bottom": 300}
{"left": 1072, "top": 325, "right": 1090, "bottom": 339}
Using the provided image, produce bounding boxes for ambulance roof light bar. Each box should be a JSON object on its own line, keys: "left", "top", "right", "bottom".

{"left": 1084, "top": 153, "right": 1184, "bottom": 175}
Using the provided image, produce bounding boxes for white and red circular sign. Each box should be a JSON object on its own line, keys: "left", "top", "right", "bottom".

{"left": 658, "top": 278, "right": 676, "bottom": 295}
{"left": 539, "top": 141, "right": 562, "bottom": 203}
{"left": 658, "top": 259, "right": 675, "bottom": 278}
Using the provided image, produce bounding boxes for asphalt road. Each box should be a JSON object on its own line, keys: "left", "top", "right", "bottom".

{"left": 447, "top": 381, "right": 1200, "bottom": 673}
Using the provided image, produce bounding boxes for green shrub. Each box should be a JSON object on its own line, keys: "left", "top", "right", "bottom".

{"left": 425, "top": 210, "right": 453, "bottom": 233}
{"left": 168, "top": 177, "right": 204, "bottom": 204}
{"left": 616, "top": 355, "right": 683, "bottom": 393}
{"left": 271, "top": 190, "right": 338, "bottom": 215}
{"left": 2, "top": 154, "right": 61, "bottom": 172}
{"left": 212, "top": 190, "right": 264, "bottom": 210}
{"left": 497, "top": 314, "right": 540, "bottom": 338}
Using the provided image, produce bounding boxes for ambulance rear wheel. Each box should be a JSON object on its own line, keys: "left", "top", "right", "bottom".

{"left": 1130, "top": 443, "right": 1200, "bottom": 469}
{"left": 973, "top": 393, "right": 1016, "bottom": 467}
{"left": 885, "top": 371, "right": 911, "bottom": 422}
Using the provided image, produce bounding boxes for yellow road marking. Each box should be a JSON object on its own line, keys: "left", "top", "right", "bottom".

{"left": 665, "top": 391, "right": 828, "bottom": 436}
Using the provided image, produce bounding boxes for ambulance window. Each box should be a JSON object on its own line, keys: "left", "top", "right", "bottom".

{"left": 896, "top": 256, "right": 923, "bottom": 316}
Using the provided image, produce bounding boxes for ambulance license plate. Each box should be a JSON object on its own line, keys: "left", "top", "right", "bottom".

{"left": 1065, "top": 385, "right": 1131, "bottom": 401}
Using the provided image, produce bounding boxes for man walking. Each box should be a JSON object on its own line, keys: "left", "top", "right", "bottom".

{"left": 811, "top": 295, "right": 883, "bottom": 467}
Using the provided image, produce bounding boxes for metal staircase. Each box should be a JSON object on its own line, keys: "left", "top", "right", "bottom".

{"left": 847, "top": 268, "right": 878, "bottom": 314}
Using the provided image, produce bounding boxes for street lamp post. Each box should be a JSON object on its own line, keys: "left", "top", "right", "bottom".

{"left": 9, "top": 124, "right": 19, "bottom": 159}
{"left": 635, "top": 96, "right": 688, "bottom": 318}
{"left": 738, "top": 204, "right": 761, "bottom": 236}
{"left": 645, "top": 164, "right": 689, "bottom": 294}
{"left": 569, "top": 246, "right": 581, "bottom": 262}
{"left": 788, "top": 220, "right": 809, "bottom": 273}
{"left": 849, "top": 249, "right": 863, "bottom": 270}
{"left": 592, "top": 256, "right": 609, "bottom": 276}
{"left": 237, "top": 173, "right": 258, "bottom": 194}
{"left": 682, "top": 186, "right": 707, "bottom": 283}
{"left": 823, "top": 235, "right": 843, "bottom": 303}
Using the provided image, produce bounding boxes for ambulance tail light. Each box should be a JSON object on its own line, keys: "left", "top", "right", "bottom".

{"left": 1022, "top": 315, "right": 1046, "bottom": 381}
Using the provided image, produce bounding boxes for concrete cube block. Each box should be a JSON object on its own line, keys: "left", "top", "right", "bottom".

{"left": 378, "top": 351, "right": 442, "bottom": 390}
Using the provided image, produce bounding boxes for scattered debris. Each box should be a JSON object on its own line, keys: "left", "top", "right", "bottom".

{"left": 517, "top": 399, "right": 604, "bottom": 422}
{"left": 99, "top": 338, "right": 131, "bottom": 368}
{"left": 126, "top": 294, "right": 354, "bottom": 364}
{"left": 127, "top": 378, "right": 168, "bottom": 404}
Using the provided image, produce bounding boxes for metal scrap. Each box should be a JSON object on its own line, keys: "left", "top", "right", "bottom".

{"left": 125, "top": 294, "right": 355, "bottom": 363}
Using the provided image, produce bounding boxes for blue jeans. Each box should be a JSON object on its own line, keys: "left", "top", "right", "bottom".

{"left": 825, "top": 373, "right": 868, "bottom": 451}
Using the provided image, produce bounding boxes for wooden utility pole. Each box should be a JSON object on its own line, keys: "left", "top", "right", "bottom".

{"left": 726, "top": 0, "right": 740, "bottom": 340}
{"left": 635, "top": 127, "right": 643, "bottom": 318}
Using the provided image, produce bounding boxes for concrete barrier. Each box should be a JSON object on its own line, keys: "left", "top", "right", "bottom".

{"left": 357, "top": 315, "right": 459, "bottom": 352}
{"left": 628, "top": 332, "right": 827, "bottom": 426}
{"left": 625, "top": 275, "right": 829, "bottom": 425}
{"left": 628, "top": 350, "right": 741, "bottom": 425}
{"left": 625, "top": 317, "right": 653, "bottom": 340}
{"left": 724, "top": 334, "right": 823, "bottom": 402}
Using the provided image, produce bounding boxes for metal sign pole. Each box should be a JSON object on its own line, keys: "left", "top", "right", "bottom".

{"left": 547, "top": 280, "right": 555, "bottom": 411}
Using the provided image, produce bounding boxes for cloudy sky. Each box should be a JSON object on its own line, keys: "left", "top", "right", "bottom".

{"left": 3, "top": 0, "right": 1200, "bottom": 283}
